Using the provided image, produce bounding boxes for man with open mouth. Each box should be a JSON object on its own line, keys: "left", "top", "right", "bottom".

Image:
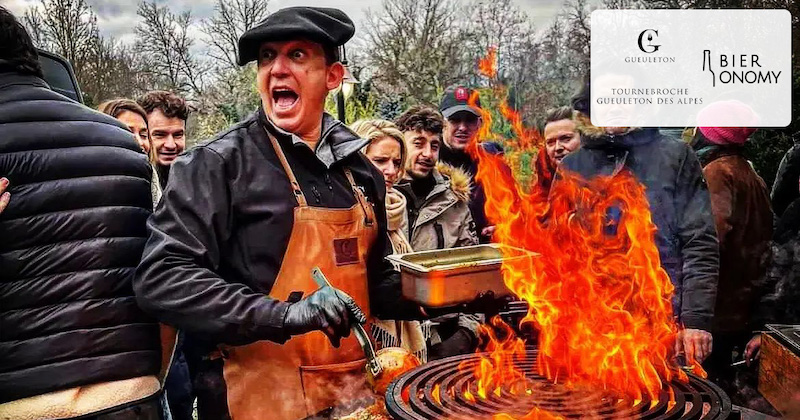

{"left": 134, "top": 7, "right": 424, "bottom": 420}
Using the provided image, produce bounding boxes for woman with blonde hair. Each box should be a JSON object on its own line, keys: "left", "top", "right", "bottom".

{"left": 350, "top": 119, "right": 426, "bottom": 362}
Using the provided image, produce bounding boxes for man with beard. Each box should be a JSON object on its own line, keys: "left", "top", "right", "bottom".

{"left": 395, "top": 105, "right": 480, "bottom": 359}
{"left": 438, "top": 86, "right": 506, "bottom": 243}
{"left": 134, "top": 7, "right": 423, "bottom": 419}
{"left": 137, "top": 91, "right": 188, "bottom": 189}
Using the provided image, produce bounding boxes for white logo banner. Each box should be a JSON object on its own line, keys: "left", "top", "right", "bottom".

{"left": 590, "top": 9, "right": 791, "bottom": 127}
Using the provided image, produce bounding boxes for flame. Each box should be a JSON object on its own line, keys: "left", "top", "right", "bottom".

{"left": 460, "top": 48, "right": 704, "bottom": 418}
{"left": 478, "top": 46, "right": 498, "bottom": 79}
{"left": 494, "top": 408, "right": 565, "bottom": 420}
{"left": 460, "top": 316, "right": 528, "bottom": 399}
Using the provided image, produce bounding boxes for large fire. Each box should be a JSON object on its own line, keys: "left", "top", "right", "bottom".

{"left": 463, "top": 49, "right": 704, "bottom": 417}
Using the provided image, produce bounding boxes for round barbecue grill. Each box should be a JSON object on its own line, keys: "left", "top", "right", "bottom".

{"left": 385, "top": 346, "right": 739, "bottom": 420}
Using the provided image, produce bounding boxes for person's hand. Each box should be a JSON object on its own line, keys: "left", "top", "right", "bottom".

{"left": 675, "top": 328, "right": 713, "bottom": 364}
{"left": 0, "top": 177, "right": 9, "bottom": 215}
{"left": 284, "top": 286, "right": 352, "bottom": 347}
{"left": 464, "top": 290, "right": 514, "bottom": 316}
{"left": 424, "top": 291, "right": 514, "bottom": 319}
{"left": 745, "top": 334, "right": 761, "bottom": 366}
{"left": 481, "top": 226, "right": 496, "bottom": 238}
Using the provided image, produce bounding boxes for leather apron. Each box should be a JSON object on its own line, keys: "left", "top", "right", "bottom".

{"left": 221, "top": 131, "right": 379, "bottom": 419}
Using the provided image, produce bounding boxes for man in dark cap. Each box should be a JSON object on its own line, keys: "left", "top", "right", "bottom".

{"left": 134, "top": 7, "right": 421, "bottom": 419}
{"left": 557, "top": 73, "right": 719, "bottom": 367}
{"left": 438, "top": 85, "right": 507, "bottom": 243}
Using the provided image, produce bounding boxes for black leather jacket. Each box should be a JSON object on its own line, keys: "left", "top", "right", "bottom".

{"left": 134, "top": 109, "right": 416, "bottom": 346}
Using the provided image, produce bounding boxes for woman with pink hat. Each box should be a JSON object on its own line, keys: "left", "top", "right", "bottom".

{"left": 690, "top": 100, "right": 773, "bottom": 405}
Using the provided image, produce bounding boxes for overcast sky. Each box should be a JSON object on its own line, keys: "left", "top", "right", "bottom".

{"left": 2, "top": 0, "right": 576, "bottom": 45}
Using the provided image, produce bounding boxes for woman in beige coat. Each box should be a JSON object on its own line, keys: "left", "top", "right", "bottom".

{"left": 350, "top": 119, "right": 427, "bottom": 362}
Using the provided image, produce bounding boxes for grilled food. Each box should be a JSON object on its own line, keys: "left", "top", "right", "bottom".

{"left": 337, "top": 403, "right": 390, "bottom": 420}
{"left": 367, "top": 347, "right": 421, "bottom": 395}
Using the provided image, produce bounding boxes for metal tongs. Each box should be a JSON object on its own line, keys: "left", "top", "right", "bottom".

{"left": 311, "top": 267, "right": 383, "bottom": 379}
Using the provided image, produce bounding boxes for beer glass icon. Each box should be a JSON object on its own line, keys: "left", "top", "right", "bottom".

{"left": 703, "top": 50, "right": 715, "bottom": 87}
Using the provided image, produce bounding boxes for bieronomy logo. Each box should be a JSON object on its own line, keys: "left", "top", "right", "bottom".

{"left": 702, "top": 50, "right": 782, "bottom": 87}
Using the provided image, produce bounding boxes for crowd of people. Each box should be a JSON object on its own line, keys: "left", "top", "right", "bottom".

{"left": 0, "top": 4, "right": 798, "bottom": 420}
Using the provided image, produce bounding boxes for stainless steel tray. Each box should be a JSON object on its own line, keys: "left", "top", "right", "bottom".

{"left": 766, "top": 324, "right": 800, "bottom": 355}
{"left": 386, "top": 244, "right": 537, "bottom": 307}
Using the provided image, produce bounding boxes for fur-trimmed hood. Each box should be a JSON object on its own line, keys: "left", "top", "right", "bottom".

{"left": 436, "top": 162, "right": 471, "bottom": 203}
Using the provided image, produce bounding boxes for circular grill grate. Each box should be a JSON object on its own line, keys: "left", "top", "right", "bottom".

{"left": 385, "top": 347, "right": 738, "bottom": 420}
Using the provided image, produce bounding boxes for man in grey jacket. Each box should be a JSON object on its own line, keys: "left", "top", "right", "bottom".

{"left": 394, "top": 105, "right": 481, "bottom": 359}
{"left": 395, "top": 105, "right": 478, "bottom": 250}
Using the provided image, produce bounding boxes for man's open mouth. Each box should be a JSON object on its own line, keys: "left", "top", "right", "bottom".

{"left": 272, "top": 87, "right": 299, "bottom": 111}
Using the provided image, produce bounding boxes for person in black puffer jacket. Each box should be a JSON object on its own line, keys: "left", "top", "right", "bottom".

{"left": 0, "top": 7, "right": 164, "bottom": 419}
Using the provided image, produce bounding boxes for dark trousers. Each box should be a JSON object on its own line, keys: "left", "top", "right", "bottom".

{"left": 705, "top": 331, "right": 751, "bottom": 389}
{"left": 704, "top": 331, "right": 778, "bottom": 414}
{"left": 164, "top": 332, "right": 194, "bottom": 420}
{"left": 72, "top": 392, "right": 164, "bottom": 420}
{"left": 182, "top": 335, "right": 231, "bottom": 420}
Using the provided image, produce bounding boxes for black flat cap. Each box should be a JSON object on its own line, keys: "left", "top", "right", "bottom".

{"left": 237, "top": 7, "right": 355, "bottom": 66}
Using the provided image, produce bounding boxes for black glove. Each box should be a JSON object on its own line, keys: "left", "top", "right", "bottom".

{"left": 464, "top": 291, "right": 515, "bottom": 317}
{"left": 283, "top": 286, "right": 352, "bottom": 347}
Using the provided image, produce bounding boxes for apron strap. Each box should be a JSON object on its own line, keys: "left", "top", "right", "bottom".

{"left": 265, "top": 127, "right": 308, "bottom": 207}
{"left": 264, "top": 126, "right": 374, "bottom": 224}
{"left": 343, "top": 168, "right": 374, "bottom": 227}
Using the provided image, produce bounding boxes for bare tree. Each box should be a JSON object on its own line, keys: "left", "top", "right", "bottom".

{"left": 561, "top": 0, "right": 592, "bottom": 78}
{"left": 135, "top": 0, "right": 206, "bottom": 97}
{"left": 23, "top": 6, "right": 48, "bottom": 48}
{"left": 362, "top": 0, "right": 472, "bottom": 104}
{"left": 83, "top": 38, "right": 143, "bottom": 102}
{"left": 23, "top": 0, "right": 142, "bottom": 106}
{"left": 24, "top": 0, "right": 99, "bottom": 86}
{"left": 462, "top": 0, "right": 540, "bottom": 111}
{"left": 201, "top": 0, "right": 270, "bottom": 71}
{"left": 464, "top": 0, "right": 535, "bottom": 79}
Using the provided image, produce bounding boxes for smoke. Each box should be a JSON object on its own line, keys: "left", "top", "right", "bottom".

{"left": 302, "top": 370, "right": 376, "bottom": 419}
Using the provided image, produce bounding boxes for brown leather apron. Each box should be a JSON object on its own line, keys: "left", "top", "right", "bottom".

{"left": 221, "top": 131, "right": 379, "bottom": 419}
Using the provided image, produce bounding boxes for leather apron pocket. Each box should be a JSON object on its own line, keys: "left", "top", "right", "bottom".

{"left": 299, "top": 358, "right": 368, "bottom": 415}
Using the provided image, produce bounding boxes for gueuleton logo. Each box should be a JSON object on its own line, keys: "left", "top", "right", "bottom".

{"left": 702, "top": 49, "right": 782, "bottom": 88}
{"left": 637, "top": 29, "right": 660, "bottom": 53}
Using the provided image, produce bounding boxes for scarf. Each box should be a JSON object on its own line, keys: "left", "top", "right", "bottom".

{"left": 373, "top": 187, "right": 426, "bottom": 361}
{"left": 691, "top": 133, "right": 742, "bottom": 168}
{"left": 386, "top": 188, "right": 413, "bottom": 254}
